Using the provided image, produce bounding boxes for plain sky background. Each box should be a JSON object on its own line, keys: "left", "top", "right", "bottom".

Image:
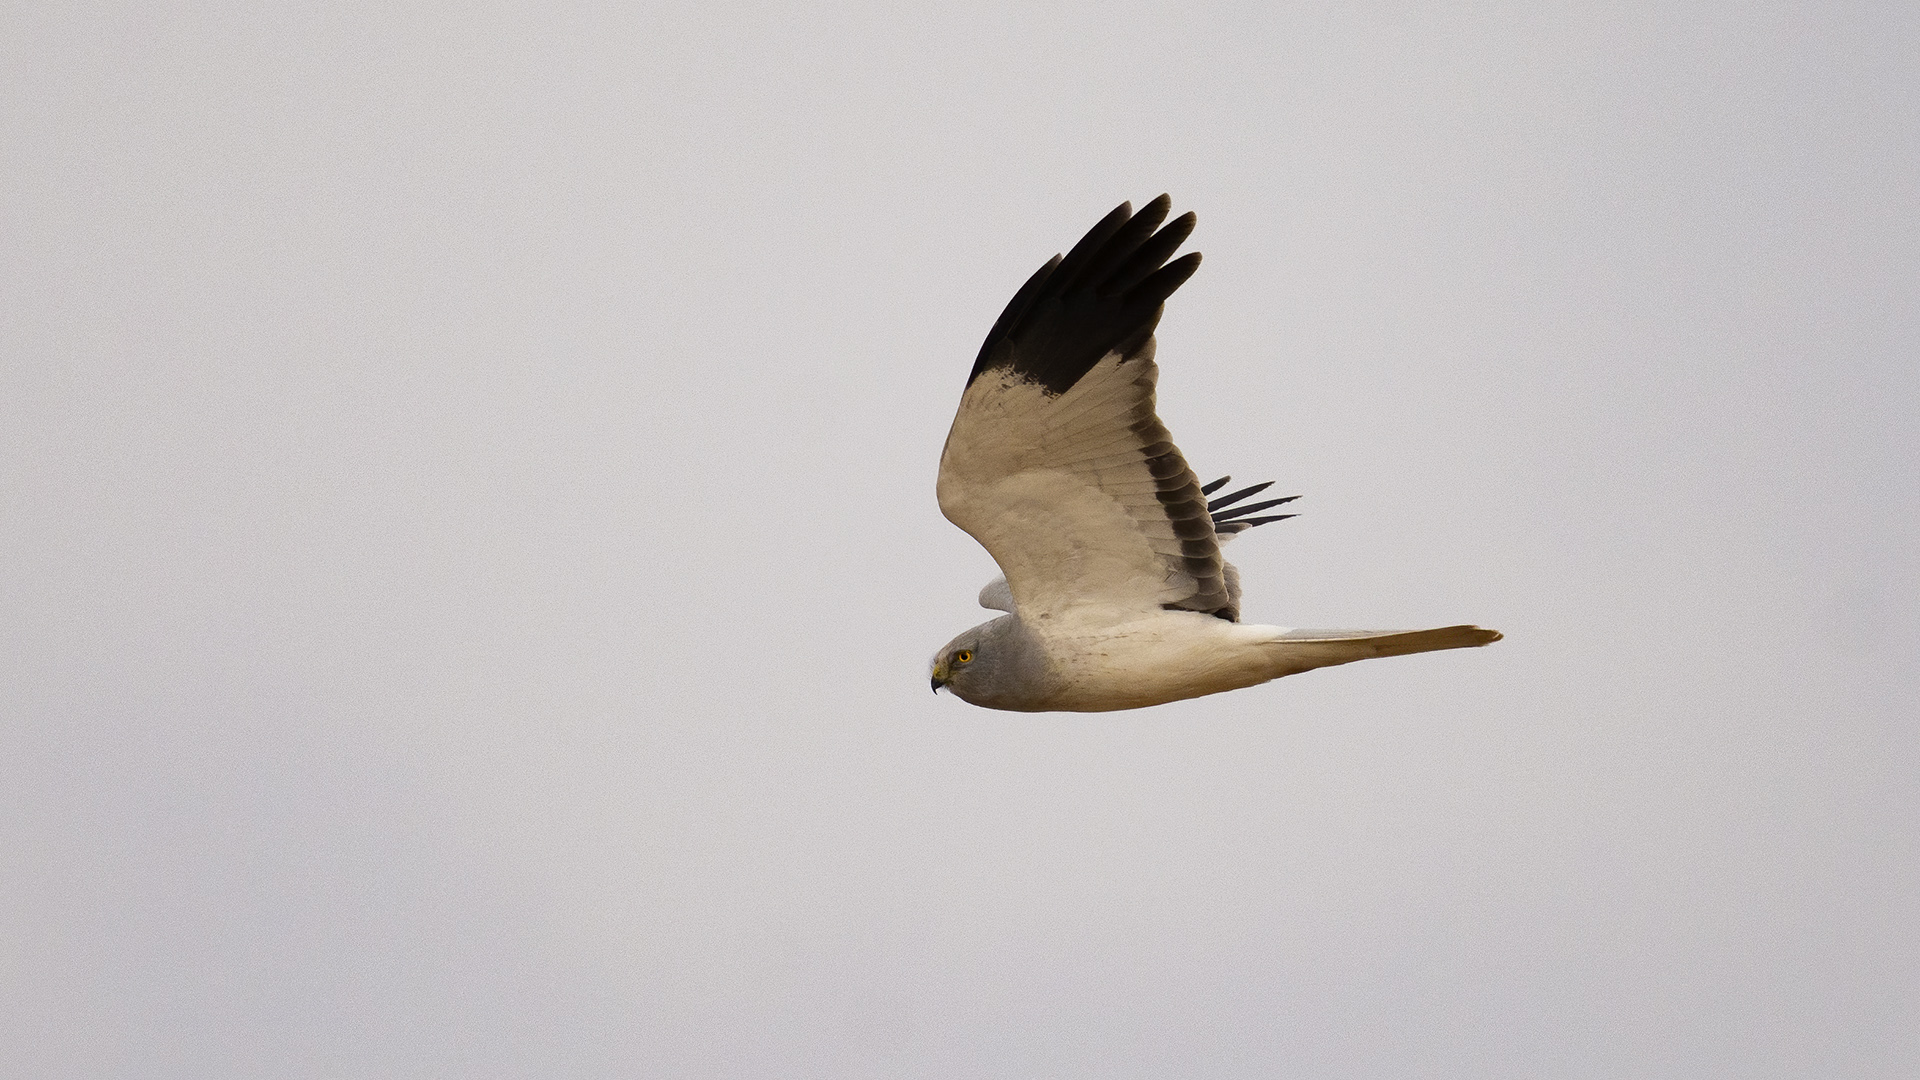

{"left": 4, "top": 2, "right": 1916, "bottom": 1077}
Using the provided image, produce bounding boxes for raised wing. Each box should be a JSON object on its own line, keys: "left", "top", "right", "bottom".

{"left": 938, "top": 196, "right": 1248, "bottom": 620}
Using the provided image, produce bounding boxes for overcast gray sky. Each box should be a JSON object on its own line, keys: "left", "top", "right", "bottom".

{"left": 4, "top": 2, "right": 1916, "bottom": 1077}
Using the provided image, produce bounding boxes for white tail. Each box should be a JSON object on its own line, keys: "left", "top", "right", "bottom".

{"left": 1261, "top": 625, "right": 1502, "bottom": 680}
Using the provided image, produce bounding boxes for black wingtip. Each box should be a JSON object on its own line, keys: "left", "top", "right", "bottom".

{"left": 966, "top": 198, "right": 1202, "bottom": 395}
{"left": 1205, "top": 480, "right": 1299, "bottom": 533}
{"left": 1206, "top": 480, "right": 1274, "bottom": 512}
{"left": 1212, "top": 495, "right": 1301, "bottom": 522}
{"left": 1126, "top": 251, "right": 1201, "bottom": 309}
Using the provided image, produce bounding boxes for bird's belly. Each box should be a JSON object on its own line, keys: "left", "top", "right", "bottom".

{"left": 1036, "top": 615, "right": 1281, "bottom": 711}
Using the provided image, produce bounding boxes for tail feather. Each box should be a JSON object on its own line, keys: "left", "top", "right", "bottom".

{"left": 1262, "top": 625, "right": 1501, "bottom": 679}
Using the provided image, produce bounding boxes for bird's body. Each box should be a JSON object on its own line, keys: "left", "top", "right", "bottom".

{"left": 986, "top": 608, "right": 1291, "bottom": 713}
{"left": 929, "top": 196, "right": 1499, "bottom": 711}
{"left": 941, "top": 605, "right": 1499, "bottom": 713}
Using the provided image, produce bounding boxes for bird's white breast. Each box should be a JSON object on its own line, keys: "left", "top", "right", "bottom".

{"left": 1024, "top": 608, "right": 1286, "bottom": 711}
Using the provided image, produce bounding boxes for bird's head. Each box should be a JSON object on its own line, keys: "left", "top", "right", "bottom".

{"left": 929, "top": 634, "right": 983, "bottom": 697}
{"left": 929, "top": 616, "right": 1059, "bottom": 710}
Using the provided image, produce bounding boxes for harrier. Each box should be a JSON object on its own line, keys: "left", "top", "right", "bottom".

{"left": 929, "top": 196, "right": 1500, "bottom": 711}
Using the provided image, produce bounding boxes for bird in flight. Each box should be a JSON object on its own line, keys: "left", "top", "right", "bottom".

{"left": 929, "top": 196, "right": 1500, "bottom": 711}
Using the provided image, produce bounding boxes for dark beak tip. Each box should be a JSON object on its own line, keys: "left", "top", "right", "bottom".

{"left": 930, "top": 678, "right": 941, "bottom": 693}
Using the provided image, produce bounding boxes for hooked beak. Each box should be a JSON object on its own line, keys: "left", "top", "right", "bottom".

{"left": 930, "top": 663, "right": 948, "bottom": 693}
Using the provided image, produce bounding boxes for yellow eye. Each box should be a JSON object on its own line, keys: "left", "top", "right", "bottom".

{"left": 956, "top": 650, "right": 973, "bottom": 664}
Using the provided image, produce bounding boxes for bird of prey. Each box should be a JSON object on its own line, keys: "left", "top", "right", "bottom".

{"left": 928, "top": 196, "right": 1500, "bottom": 711}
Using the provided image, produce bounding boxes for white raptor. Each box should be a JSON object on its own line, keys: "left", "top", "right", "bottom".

{"left": 929, "top": 196, "right": 1500, "bottom": 711}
